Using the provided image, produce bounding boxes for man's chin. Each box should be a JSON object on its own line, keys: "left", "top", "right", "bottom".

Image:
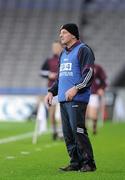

{"left": 61, "top": 42, "right": 66, "bottom": 47}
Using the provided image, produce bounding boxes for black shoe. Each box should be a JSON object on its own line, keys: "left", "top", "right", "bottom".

{"left": 59, "top": 165, "right": 80, "bottom": 171}
{"left": 52, "top": 133, "right": 58, "bottom": 140}
{"left": 80, "top": 163, "right": 96, "bottom": 172}
{"left": 93, "top": 130, "right": 97, "bottom": 135}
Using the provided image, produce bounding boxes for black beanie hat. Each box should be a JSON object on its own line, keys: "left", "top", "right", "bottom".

{"left": 60, "top": 23, "right": 79, "bottom": 40}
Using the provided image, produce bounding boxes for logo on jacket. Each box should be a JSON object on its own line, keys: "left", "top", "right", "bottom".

{"left": 60, "top": 63, "right": 72, "bottom": 71}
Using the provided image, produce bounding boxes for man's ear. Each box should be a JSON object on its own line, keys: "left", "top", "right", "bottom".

{"left": 72, "top": 35, "right": 76, "bottom": 39}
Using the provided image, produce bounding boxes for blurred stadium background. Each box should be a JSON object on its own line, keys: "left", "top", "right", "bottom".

{"left": 0, "top": 0, "right": 125, "bottom": 122}
{"left": 0, "top": 0, "right": 125, "bottom": 179}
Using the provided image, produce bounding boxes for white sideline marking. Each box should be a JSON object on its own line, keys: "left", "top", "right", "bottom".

{"left": 6, "top": 156, "right": 15, "bottom": 159}
{"left": 0, "top": 132, "right": 33, "bottom": 144}
{"left": 21, "top": 151, "right": 30, "bottom": 155}
{"left": 35, "top": 148, "right": 42, "bottom": 151}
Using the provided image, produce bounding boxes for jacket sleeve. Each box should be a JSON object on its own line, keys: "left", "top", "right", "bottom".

{"left": 47, "top": 57, "right": 61, "bottom": 96}
{"left": 98, "top": 65, "right": 107, "bottom": 89}
{"left": 48, "top": 79, "right": 58, "bottom": 96}
{"left": 39, "top": 59, "right": 49, "bottom": 78}
{"left": 75, "top": 45, "right": 95, "bottom": 90}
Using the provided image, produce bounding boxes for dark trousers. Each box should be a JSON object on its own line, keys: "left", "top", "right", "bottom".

{"left": 60, "top": 101, "right": 95, "bottom": 167}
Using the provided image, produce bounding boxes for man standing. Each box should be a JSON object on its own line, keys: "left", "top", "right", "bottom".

{"left": 45, "top": 23, "right": 96, "bottom": 172}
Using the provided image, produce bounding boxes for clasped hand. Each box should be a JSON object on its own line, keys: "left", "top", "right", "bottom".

{"left": 65, "top": 86, "right": 78, "bottom": 101}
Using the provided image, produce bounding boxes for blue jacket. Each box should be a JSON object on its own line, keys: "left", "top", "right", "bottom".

{"left": 48, "top": 41, "right": 95, "bottom": 103}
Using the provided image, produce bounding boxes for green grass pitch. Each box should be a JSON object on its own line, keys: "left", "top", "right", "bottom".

{"left": 0, "top": 121, "right": 125, "bottom": 180}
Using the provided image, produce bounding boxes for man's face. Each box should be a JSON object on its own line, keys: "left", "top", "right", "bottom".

{"left": 59, "top": 29, "right": 74, "bottom": 45}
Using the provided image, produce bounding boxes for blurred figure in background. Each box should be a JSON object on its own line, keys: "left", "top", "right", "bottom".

{"left": 40, "top": 41, "right": 63, "bottom": 140}
{"left": 87, "top": 63, "right": 107, "bottom": 135}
